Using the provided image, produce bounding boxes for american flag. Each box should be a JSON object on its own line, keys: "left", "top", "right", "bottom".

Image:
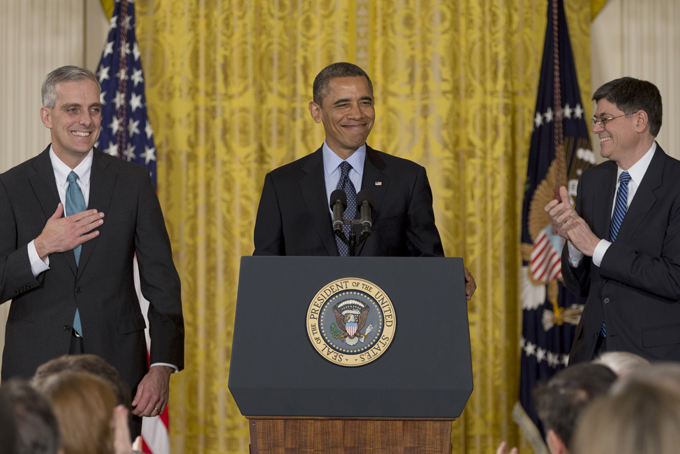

{"left": 96, "top": 0, "right": 156, "bottom": 184}
{"left": 96, "top": 1, "right": 169, "bottom": 453}
{"left": 513, "top": 0, "right": 593, "bottom": 451}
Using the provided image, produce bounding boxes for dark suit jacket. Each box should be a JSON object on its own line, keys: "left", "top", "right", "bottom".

{"left": 564, "top": 144, "right": 680, "bottom": 363}
{"left": 0, "top": 146, "right": 184, "bottom": 394}
{"left": 253, "top": 145, "right": 444, "bottom": 257}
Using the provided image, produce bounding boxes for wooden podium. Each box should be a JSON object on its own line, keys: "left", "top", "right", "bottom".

{"left": 229, "top": 257, "right": 473, "bottom": 453}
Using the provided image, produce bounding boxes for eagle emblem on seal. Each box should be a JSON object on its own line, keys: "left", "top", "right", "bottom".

{"left": 331, "top": 299, "right": 373, "bottom": 346}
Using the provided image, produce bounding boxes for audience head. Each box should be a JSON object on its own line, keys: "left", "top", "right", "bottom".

{"left": 533, "top": 363, "right": 617, "bottom": 453}
{"left": 34, "top": 371, "right": 117, "bottom": 454}
{"left": 33, "top": 354, "right": 131, "bottom": 410}
{"left": 0, "top": 378, "right": 61, "bottom": 454}
{"left": 0, "top": 391, "right": 18, "bottom": 454}
{"left": 572, "top": 381, "right": 680, "bottom": 454}
{"left": 611, "top": 361, "right": 680, "bottom": 397}
{"left": 593, "top": 351, "right": 650, "bottom": 377}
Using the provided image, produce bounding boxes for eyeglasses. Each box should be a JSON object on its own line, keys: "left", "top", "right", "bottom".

{"left": 590, "top": 113, "right": 632, "bottom": 128}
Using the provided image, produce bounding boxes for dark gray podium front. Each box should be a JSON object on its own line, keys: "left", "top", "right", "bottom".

{"left": 229, "top": 256, "right": 473, "bottom": 453}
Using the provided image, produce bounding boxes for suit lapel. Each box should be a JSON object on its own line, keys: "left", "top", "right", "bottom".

{"left": 29, "top": 146, "right": 78, "bottom": 276}
{"left": 77, "top": 150, "right": 117, "bottom": 277}
{"left": 299, "top": 148, "right": 337, "bottom": 256}
{"left": 614, "top": 145, "right": 664, "bottom": 244}
{"left": 357, "top": 146, "right": 389, "bottom": 256}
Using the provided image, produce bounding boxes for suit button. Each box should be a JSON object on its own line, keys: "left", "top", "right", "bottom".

{"left": 75, "top": 287, "right": 82, "bottom": 293}
{"left": 604, "top": 297, "right": 610, "bottom": 304}
{"left": 63, "top": 325, "right": 71, "bottom": 331}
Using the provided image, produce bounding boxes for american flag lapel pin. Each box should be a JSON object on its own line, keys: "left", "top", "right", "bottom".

{"left": 375, "top": 181, "right": 382, "bottom": 186}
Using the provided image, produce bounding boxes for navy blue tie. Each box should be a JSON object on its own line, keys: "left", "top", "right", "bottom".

{"left": 602, "top": 171, "right": 631, "bottom": 338}
{"left": 335, "top": 162, "right": 357, "bottom": 256}
{"left": 65, "top": 171, "right": 86, "bottom": 336}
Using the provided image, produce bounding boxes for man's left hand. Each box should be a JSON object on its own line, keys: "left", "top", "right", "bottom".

{"left": 132, "top": 366, "right": 173, "bottom": 417}
{"left": 464, "top": 267, "right": 476, "bottom": 301}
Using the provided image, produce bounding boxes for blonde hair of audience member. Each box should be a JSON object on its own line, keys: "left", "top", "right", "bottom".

{"left": 593, "top": 351, "right": 650, "bottom": 377}
{"left": 572, "top": 382, "right": 680, "bottom": 454}
{"left": 611, "top": 362, "right": 680, "bottom": 397}
{"left": 35, "top": 371, "right": 118, "bottom": 454}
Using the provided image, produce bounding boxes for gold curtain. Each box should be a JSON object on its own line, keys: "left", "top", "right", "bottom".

{"left": 134, "top": 0, "right": 592, "bottom": 452}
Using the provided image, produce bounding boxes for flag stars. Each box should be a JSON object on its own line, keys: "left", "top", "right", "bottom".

{"left": 131, "top": 69, "right": 144, "bottom": 87}
{"left": 524, "top": 341, "right": 536, "bottom": 357}
{"left": 536, "top": 347, "right": 546, "bottom": 363}
{"left": 145, "top": 120, "right": 154, "bottom": 139}
{"left": 122, "top": 15, "right": 133, "bottom": 32}
{"left": 544, "top": 107, "right": 553, "bottom": 123}
{"left": 119, "top": 42, "right": 131, "bottom": 59}
{"left": 129, "top": 93, "right": 143, "bottom": 112}
{"left": 109, "top": 117, "right": 121, "bottom": 135}
{"left": 534, "top": 112, "right": 543, "bottom": 128}
{"left": 133, "top": 42, "right": 141, "bottom": 61}
{"left": 104, "top": 141, "right": 119, "bottom": 156}
{"left": 124, "top": 144, "right": 137, "bottom": 161}
{"left": 100, "top": 91, "right": 107, "bottom": 105}
{"left": 117, "top": 68, "right": 128, "bottom": 82}
{"left": 128, "top": 118, "right": 140, "bottom": 138}
{"left": 547, "top": 352, "right": 559, "bottom": 367}
{"left": 574, "top": 104, "right": 584, "bottom": 119}
{"left": 103, "top": 41, "right": 114, "bottom": 58}
{"left": 141, "top": 146, "right": 156, "bottom": 164}
{"left": 109, "top": 15, "right": 118, "bottom": 29}
{"left": 563, "top": 103, "right": 573, "bottom": 119}
{"left": 113, "top": 91, "right": 125, "bottom": 109}
{"left": 98, "top": 65, "right": 110, "bottom": 83}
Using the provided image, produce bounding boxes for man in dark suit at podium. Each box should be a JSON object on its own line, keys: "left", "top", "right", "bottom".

{"left": 253, "top": 62, "right": 475, "bottom": 299}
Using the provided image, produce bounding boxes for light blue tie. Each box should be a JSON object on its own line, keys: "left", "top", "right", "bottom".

{"left": 65, "top": 171, "right": 86, "bottom": 336}
{"left": 335, "top": 162, "right": 357, "bottom": 256}
{"left": 601, "top": 171, "right": 631, "bottom": 338}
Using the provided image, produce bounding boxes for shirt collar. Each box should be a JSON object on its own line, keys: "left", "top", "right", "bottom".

{"left": 618, "top": 141, "right": 656, "bottom": 186}
{"left": 322, "top": 142, "right": 366, "bottom": 177}
{"left": 49, "top": 146, "right": 94, "bottom": 187}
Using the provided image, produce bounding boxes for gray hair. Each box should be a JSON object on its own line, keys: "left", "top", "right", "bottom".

{"left": 41, "top": 66, "right": 100, "bottom": 108}
{"left": 312, "top": 62, "right": 373, "bottom": 106}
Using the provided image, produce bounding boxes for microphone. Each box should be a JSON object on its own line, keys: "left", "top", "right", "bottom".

{"left": 356, "top": 190, "right": 373, "bottom": 233}
{"left": 330, "top": 189, "right": 347, "bottom": 233}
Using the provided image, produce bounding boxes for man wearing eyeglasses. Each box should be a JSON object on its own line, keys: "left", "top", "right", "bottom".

{"left": 545, "top": 77, "right": 680, "bottom": 364}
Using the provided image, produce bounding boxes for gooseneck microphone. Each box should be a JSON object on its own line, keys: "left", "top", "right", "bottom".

{"left": 356, "top": 190, "right": 373, "bottom": 234}
{"left": 330, "top": 189, "right": 347, "bottom": 233}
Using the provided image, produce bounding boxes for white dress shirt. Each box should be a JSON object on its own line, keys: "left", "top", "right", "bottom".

{"left": 568, "top": 142, "right": 657, "bottom": 267}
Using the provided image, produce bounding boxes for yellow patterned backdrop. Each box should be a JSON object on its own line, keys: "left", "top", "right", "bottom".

{"left": 129, "top": 0, "right": 593, "bottom": 452}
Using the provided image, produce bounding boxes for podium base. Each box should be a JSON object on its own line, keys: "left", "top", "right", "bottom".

{"left": 248, "top": 419, "right": 453, "bottom": 453}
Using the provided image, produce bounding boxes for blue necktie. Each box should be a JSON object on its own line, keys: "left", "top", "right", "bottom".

{"left": 65, "top": 171, "right": 86, "bottom": 336}
{"left": 601, "top": 171, "right": 631, "bottom": 338}
{"left": 335, "top": 162, "right": 357, "bottom": 256}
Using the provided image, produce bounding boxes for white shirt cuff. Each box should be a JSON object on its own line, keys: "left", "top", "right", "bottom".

{"left": 28, "top": 240, "right": 50, "bottom": 277}
{"left": 150, "top": 363, "right": 179, "bottom": 373}
{"left": 592, "top": 239, "right": 611, "bottom": 267}
{"left": 567, "top": 241, "right": 585, "bottom": 267}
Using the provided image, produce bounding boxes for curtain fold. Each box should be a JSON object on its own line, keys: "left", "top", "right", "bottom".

{"left": 135, "top": 0, "right": 591, "bottom": 452}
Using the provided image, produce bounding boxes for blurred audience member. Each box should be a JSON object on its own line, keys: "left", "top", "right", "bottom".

{"left": 573, "top": 381, "right": 680, "bottom": 454}
{"left": 0, "top": 379, "right": 61, "bottom": 454}
{"left": 0, "top": 390, "right": 18, "bottom": 454}
{"left": 593, "top": 351, "right": 649, "bottom": 377}
{"left": 34, "top": 371, "right": 131, "bottom": 454}
{"left": 533, "top": 363, "right": 617, "bottom": 454}
{"left": 33, "top": 354, "right": 131, "bottom": 410}
{"left": 611, "top": 361, "right": 680, "bottom": 396}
